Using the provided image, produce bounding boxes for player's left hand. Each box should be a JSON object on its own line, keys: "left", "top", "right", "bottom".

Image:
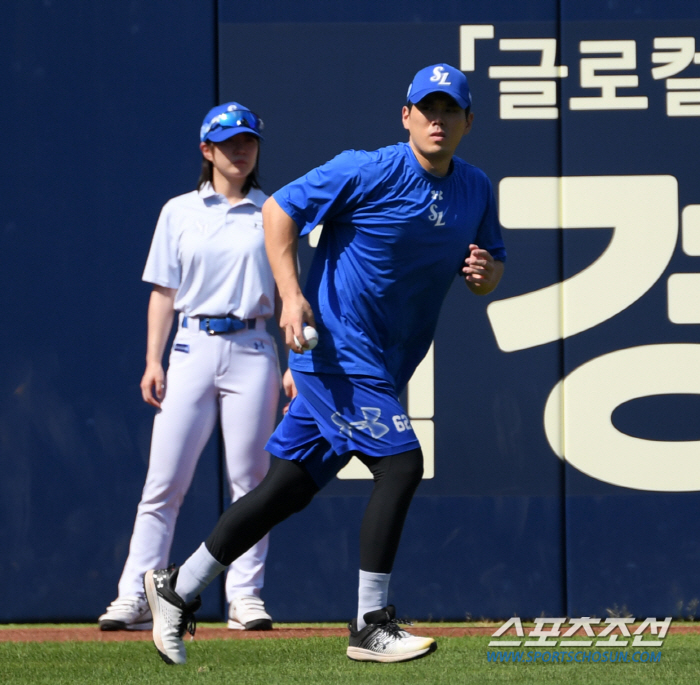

{"left": 462, "top": 244, "right": 504, "bottom": 295}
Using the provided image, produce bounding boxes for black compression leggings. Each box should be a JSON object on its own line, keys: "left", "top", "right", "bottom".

{"left": 206, "top": 448, "right": 424, "bottom": 573}
{"left": 206, "top": 457, "right": 318, "bottom": 566}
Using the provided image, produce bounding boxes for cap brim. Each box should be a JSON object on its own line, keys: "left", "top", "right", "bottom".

{"left": 205, "top": 127, "right": 264, "bottom": 143}
{"left": 407, "top": 88, "right": 469, "bottom": 110}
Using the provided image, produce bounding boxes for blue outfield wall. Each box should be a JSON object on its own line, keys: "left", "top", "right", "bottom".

{"left": 2, "top": 0, "right": 700, "bottom": 622}
{"left": 0, "top": 0, "right": 224, "bottom": 620}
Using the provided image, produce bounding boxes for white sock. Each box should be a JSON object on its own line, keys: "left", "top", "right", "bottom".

{"left": 174, "top": 543, "right": 226, "bottom": 604}
{"left": 357, "top": 570, "right": 391, "bottom": 631}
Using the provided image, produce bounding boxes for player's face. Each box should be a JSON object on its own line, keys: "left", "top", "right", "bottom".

{"left": 402, "top": 93, "right": 473, "bottom": 175}
{"left": 200, "top": 133, "right": 259, "bottom": 185}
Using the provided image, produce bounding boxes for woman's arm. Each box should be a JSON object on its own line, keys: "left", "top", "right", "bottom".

{"left": 274, "top": 286, "right": 297, "bottom": 413}
{"left": 140, "top": 285, "right": 177, "bottom": 407}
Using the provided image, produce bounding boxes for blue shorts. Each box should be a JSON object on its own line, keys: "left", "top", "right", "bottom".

{"left": 265, "top": 371, "right": 420, "bottom": 488}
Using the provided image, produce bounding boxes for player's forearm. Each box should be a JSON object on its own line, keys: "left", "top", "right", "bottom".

{"left": 145, "top": 285, "right": 177, "bottom": 365}
{"left": 262, "top": 196, "right": 303, "bottom": 303}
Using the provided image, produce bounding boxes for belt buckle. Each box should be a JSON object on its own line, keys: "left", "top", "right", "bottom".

{"left": 204, "top": 318, "right": 217, "bottom": 336}
{"left": 203, "top": 316, "right": 249, "bottom": 335}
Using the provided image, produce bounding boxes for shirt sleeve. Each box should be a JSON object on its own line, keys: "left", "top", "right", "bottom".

{"left": 272, "top": 150, "right": 369, "bottom": 237}
{"left": 142, "top": 201, "right": 182, "bottom": 287}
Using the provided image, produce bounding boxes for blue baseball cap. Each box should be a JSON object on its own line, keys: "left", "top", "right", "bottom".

{"left": 406, "top": 64, "right": 472, "bottom": 109}
{"left": 200, "top": 102, "right": 265, "bottom": 143}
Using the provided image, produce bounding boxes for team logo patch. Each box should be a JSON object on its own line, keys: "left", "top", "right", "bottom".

{"left": 174, "top": 343, "right": 190, "bottom": 353}
{"left": 430, "top": 65, "right": 452, "bottom": 85}
{"left": 331, "top": 407, "right": 389, "bottom": 439}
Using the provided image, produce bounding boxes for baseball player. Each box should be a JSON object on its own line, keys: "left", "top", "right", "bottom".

{"left": 144, "top": 64, "right": 506, "bottom": 664}
{"left": 99, "top": 102, "right": 289, "bottom": 633}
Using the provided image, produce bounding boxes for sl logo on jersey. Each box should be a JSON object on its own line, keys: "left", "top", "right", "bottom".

{"left": 430, "top": 66, "right": 452, "bottom": 85}
{"left": 331, "top": 407, "right": 389, "bottom": 439}
{"left": 428, "top": 203, "right": 446, "bottom": 226}
{"left": 428, "top": 190, "right": 446, "bottom": 226}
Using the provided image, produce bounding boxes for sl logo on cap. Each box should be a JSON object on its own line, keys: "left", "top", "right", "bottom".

{"left": 430, "top": 66, "right": 452, "bottom": 85}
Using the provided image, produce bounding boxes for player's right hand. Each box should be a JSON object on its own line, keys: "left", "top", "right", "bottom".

{"left": 280, "top": 295, "right": 316, "bottom": 354}
{"left": 141, "top": 362, "right": 166, "bottom": 408}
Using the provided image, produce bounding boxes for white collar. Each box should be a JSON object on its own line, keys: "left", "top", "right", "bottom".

{"left": 198, "top": 182, "right": 266, "bottom": 208}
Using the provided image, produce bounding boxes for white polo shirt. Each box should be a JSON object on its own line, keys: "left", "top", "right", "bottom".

{"left": 142, "top": 184, "right": 275, "bottom": 319}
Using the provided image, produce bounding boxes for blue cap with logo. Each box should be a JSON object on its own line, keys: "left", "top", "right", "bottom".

{"left": 200, "top": 102, "right": 265, "bottom": 143}
{"left": 406, "top": 64, "right": 472, "bottom": 109}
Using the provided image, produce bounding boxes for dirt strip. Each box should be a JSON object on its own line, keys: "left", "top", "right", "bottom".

{"left": 0, "top": 626, "right": 485, "bottom": 643}
{"left": 1, "top": 624, "right": 699, "bottom": 643}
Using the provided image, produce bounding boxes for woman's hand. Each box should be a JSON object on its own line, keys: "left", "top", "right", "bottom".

{"left": 141, "top": 361, "right": 166, "bottom": 408}
{"left": 281, "top": 368, "right": 297, "bottom": 415}
{"left": 141, "top": 285, "right": 176, "bottom": 408}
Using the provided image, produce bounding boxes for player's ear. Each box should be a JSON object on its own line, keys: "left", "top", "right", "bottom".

{"left": 401, "top": 105, "right": 411, "bottom": 131}
{"left": 463, "top": 111, "right": 474, "bottom": 136}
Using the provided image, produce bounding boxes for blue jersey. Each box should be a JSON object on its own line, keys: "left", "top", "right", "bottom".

{"left": 273, "top": 142, "right": 506, "bottom": 391}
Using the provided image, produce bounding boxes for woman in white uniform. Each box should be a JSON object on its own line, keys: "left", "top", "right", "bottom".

{"left": 99, "top": 102, "right": 288, "bottom": 631}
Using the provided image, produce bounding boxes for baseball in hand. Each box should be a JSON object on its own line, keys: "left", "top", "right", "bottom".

{"left": 294, "top": 326, "right": 318, "bottom": 350}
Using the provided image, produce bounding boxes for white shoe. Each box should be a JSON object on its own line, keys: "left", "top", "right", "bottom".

{"left": 98, "top": 595, "right": 152, "bottom": 631}
{"left": 347, "top": 605, "right": 437, "bottom": 663}
{"left": 227, "top": 595, "right": 273, "bottom": 630}
{"left": 143, "top": 567, "right": 201, "bottom": 665}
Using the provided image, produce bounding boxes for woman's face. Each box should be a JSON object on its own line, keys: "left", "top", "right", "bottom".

{"left": 200, "top": 133, "right": 259, "bottom": 184}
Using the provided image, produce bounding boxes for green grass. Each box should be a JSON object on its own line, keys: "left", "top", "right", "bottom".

{"left": 1, "top": 634, "right": 699, "bottom": 684}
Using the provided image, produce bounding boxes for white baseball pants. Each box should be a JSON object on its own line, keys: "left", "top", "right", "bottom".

{"left": 117, "top": 318, "right": 281, "bottom": 603}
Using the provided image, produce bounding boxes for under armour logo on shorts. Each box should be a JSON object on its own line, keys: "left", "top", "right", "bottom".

{"left": 331, "top": 407, "right": 389, "bottom": 439}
